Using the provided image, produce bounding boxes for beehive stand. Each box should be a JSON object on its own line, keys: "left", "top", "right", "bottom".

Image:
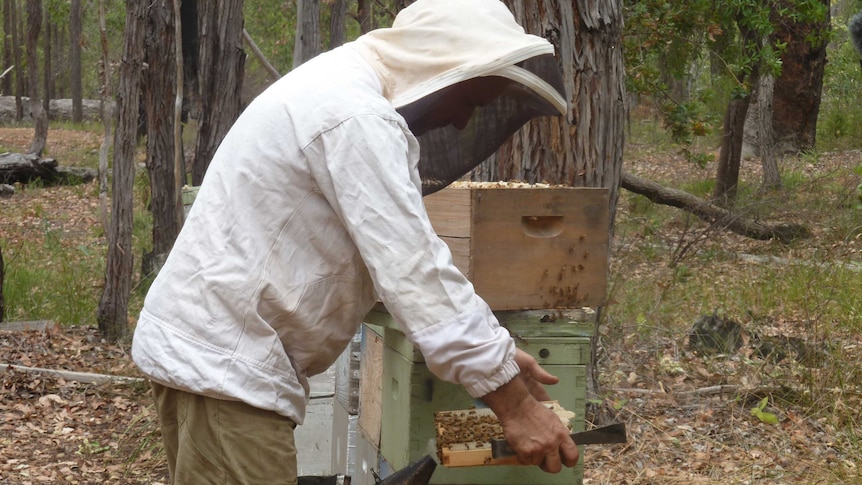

{"left": 350, "top": 186, "right": 609, "bottom": 485}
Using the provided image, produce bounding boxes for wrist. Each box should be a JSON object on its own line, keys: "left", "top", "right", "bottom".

{"left": 480, "top": 375, "right": 536, "bottom": 424}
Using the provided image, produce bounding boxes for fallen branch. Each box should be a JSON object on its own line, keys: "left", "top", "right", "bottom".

{"left": 243, "top": 29, "right": 281, "bottom": 82}
{"left": 0, "top": 363, "right": 144, "bottom": 386}
{"left": 621, "top": 171, "right": 810, "bottom": 243}
{"left": 611, "top": 385, "right": 783, "bottom": 399}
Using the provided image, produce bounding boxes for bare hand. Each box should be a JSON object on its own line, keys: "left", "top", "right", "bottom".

{"left": 514, "top": 348, "right": 557, "bottom": 402}
{"left": 481, "top": 372, "right": 580, "bottom": 473}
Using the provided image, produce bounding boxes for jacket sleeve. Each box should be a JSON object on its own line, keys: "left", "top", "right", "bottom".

{"left": 304, "top": 114, "right": 518, "bottom": 398}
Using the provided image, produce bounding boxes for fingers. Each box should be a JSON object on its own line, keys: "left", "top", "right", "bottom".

{"left": 514, "top": 348, "right": 559, "bottom": 384}
{"left": 529, "top": 365, "right": 559, "bottom": 385}
{"left": 536, "top": 434, "right": 579, "bottom": 473}
{"left": 540, "top": 452, "right": 563, "bottom": 473}
{"left": 560, "top": 433, "right": 580, "bottom": 468}
{"left": 511, "top": 415, "right": 580, "bottom": 474}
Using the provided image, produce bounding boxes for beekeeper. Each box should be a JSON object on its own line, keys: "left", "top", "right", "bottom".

{"left": 132, "top": 0, "right": 579, "bottom": 482}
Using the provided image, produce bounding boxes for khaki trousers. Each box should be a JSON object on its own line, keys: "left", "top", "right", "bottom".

{"left": 152, "top": 383, "right": 298, "bottom": 485}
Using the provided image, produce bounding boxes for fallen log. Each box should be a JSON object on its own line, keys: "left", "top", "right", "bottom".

{"left": 0, "top": 152, "right": 96, "bottom": 185}
{"left": 621, "top": 171, "right": 810, "bottom": 243}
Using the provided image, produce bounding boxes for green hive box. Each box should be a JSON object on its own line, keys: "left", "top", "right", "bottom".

{"left": 373, "top": 310, "right": 593, "bottom": 485}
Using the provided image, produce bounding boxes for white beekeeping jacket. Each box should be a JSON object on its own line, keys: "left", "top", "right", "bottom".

{"left": 132, "top": 0, "right": 567, "bottom": 424}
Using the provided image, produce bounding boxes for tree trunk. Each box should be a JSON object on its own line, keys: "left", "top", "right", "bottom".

{"left": 328, "top": 0, "right": 347, "bottom": 49}
{"left": 10, "top": 0, "right": 25, "bottom": 120}
{"left": 172, "top": 0, "right": 185, "bottom": 227}
{"left": 142, "top": 0, "right": 182, "bottom": 277}
{"left": 2, "top": 0, "right": 13, "bottom": 95}
{"left": 191, "top": 0, "right": 244, "bottom": 185}
{"left": 180, "top": 0, "right": 200, "bottom": 120}
{"left": 97, "top": 0, "right": 147, "bottom": 343}
{"left": 293, "top": 0, "right": 321, "bottom": 68}
{"left": 52, "top": 20, "right": 64, "bottom": 98}
{"left": 26, "top": 0, "right": 47, "bottom": 157}
{"left": 97, "top": 0, "right": 111, "bottom": 236}
{"left": 713, "top": 26, "right": 759, "bottom": 208}
{"left": 357, "top": 0, "right": 373, "bottom": 34}
{"left": 0, "top": 245, "right": 5, "bottom": 323}
{"left": 622, "top": 171, "right": 809, "bottom": 243}
{"left": 770, "top": 0, "right": 828, "bottom": 155}
{"left": 394, "top": 0, "right": 414, "bottom": 12}
{"left": 476, "top": 0, "right": 626, "bottom": 222}
{"left": 755, "top": 72, "right": 780, "bottom": 190}
{"left": 713, "top": 93, "right": 750, "bottom": 206}
{"left": 70, "top": 0, "right": 83, "bottom": 123}
{"left": 41, "top": 9, "right": 50, "bottom": 116}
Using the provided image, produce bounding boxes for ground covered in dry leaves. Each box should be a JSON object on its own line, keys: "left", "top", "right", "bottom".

{"left": 2, "top": 128, "right": 861, "bottom": 484}
{"left": 1, "top": 326, "right": 167, "bottom": 484}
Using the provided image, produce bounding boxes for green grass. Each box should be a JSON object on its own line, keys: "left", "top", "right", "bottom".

{"left": 1, "top": 128, "right": 153, "bottom": 327}
{"left": 1, "top": 227, "right": 105, "bottom": 327}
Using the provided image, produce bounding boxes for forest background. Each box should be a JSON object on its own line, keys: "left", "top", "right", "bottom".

{"left": 1, "top": 0, "right": 862, "bottom": 483}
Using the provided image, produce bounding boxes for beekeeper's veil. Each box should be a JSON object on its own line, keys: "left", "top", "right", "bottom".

{"left": 352, "top": 0, "right": 567, "bottom": 195}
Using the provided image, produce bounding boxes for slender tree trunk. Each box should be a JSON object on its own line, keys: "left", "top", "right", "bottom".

{"left": 142, "top": 0, "right": 182, "bottom": 276}
{"left": 328, "top": 0, "right": 347, "bottom": 49}
{"left": 70, "top": 0, "right": 83, "bottom": 123}
{"left": 0, "top": 246, "right": 5, "bottom": 323}
{"left": 293, "top": 0, "right": 321, "bottom": 68}
{"left": 357, "top": 0, "right": 373, "bottom": 34}
{"left": 713, "top": 25, "right": 759, "bottom": 207}
{"left": 11, "top": 0, "right": 24, "bottom": 120}
{"left": 172, "top": 0, "right": 186, "bottom": 227}
{"left": 2, "top": 0, "right": 13, "bottom": 95}
{"left": 713, "top": 93, "right": 751, "bottom": 206}
{"left": 26, "top": 0, "right": 47, "bottom": 157}
{"left": 42, "top": 10, "right": 50, "bottom": 116}
{"left": 98, "top": 0, "right": 147, "bottom": 343}
{"left": 181, "top": 0, "right": 200, "bottom": 120}
{"left": 755, "top": 72, "right": 780, "bottom": 190}
{"left": 97, "top": 0, "right": 111, "bottom": 235}
{"left": 52, "top": 22, "right": 64, "bottom": 97}
{"left": 191, "top": 0, "right": 244, "bottom": 185}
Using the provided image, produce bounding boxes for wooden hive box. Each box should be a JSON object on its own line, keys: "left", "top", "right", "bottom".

{"left": 423, "top": 184, "right": 609, "bottom": 311}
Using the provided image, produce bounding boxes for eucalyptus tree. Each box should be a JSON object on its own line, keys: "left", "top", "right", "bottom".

{"left": 624, "top": 0, "right": 828, "bottom": 205}
{"left": 142, "top": 0, "right": 183, "bottom": 276}
{"left": 98, "top": 0, "right": 148, "bottom": 342}
{"left": 475, "top": 0, "right": 626, "bottom": 222}
{"left": 26, "top": 0, "right": 47, "bottom": 156}
{"left": 191, "top": 0, "right": 245, "bottom": 185}
{"left": 293, "top": 0, "right": 321, "bottom": 67}
{"left": 70, "top": 0, "right": 83, "bottom": 122}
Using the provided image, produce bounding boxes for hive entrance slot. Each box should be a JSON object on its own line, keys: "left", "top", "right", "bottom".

{"left": 521, "top": 215, "right": 564, "bottom": 238}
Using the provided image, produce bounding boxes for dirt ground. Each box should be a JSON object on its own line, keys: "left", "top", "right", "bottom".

{"left": 1, "top": 127, "right": 861, "bottom": 484}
